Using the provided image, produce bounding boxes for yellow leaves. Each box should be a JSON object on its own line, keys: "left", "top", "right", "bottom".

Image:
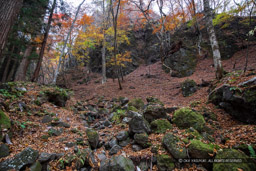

{"left": 107, "top": 51, "right": 132, "bottom": 67}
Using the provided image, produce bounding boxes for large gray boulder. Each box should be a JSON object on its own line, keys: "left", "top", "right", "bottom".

{"left": 129, "top": 115, "right": 151, "bottom": 135}
{"left": 0, "top": 147, "right": 39, "bottom": 170}
{"left": 143, "top": 104, "right": 167, "bottom": 123}
{"left": 209, "top": 84, "right": 256, "bottom": 124}
{"left": 108, "top": 155, "right": 135, "bottom": 171}
{"left": 162, "top": 133, "right": 187, "bottom": 159}
{"left": 163, "top": 47, "right": 197, "bottom": 77}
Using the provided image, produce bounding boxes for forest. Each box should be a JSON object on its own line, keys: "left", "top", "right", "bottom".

{"left": 0, "top": 0, "right": 256, "bottom": 170}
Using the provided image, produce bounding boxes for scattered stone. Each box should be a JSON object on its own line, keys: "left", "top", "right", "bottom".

{"left": 16, "top": 87, "right": 27, "bottom": 92}
{"left": 65, "top": 142, "right": 75, "bottom": 147}
{"left": 134, "top": 133, "right": 150, "bottom": 148}
{"left": 122, "top": 117, "right": 131, "bottom": 123}
{"left": 86, "top": 129, "right": 99, "bottom": 149}
{"left": 162, "top": 133, "right": 187, "bottom": 159}
{"left": 0, "top": 147, "right": 39, "bottom": 170}
{"left": 42, "top": 115, "right": 53, "bottom": 123}
{"left": 51, "top": 121, "right": 70, "bottom": 128}
{"left": 119, "top": 97, "right": 129, "bottom": 106}
{"left": 97, "top": 153, "right": 107, "bottom": 161}
{"left": 157, "top": 154, "right": 175, "bottom": 171}
{"left": 132, "top": 145, "right": 142, "bottom": 152}
{"left": 138, "top": 159, "right": 150, "bottom": 171}
{"left": 108, "top": 155, "right": 135, "bottom": 171}
{"left": 103, "top": 119, "right": 111, "bottom": 127}
{"left": 143, "top": 104, "right": 167, "bottom": 123}
{"left": 150, "top": 119, "right": 172, "bottom": 133}
{"left": 109, "top": 145, "right": 122, "bottom": 155}
{"left": 127, "top": 111, "right": 141, "bottom": 118}
{"left": 129, "top": 115, "right": 151, "bottom": 135}
{"left": 119, "top": 138, "right": 131, "bottom": 147}
{"left": 181, "top": 79, "right": 197, "bottom": 97}
{"left": 172, "top": 108, "right": 205, "bottom": 132}
{"left": 48, "top": 128, "right": 63, "bottom": 136}
{"left": 0, "top": 144, "right": 9, "bottom": 158}
{"left": 146, "top": 97, "right": 164, "bottom": 106}
{"left": 116, "top": 131, "right": 129, "bottom": 141}
{"left": 38, "top": 153, "right": 56, "bottom": 163}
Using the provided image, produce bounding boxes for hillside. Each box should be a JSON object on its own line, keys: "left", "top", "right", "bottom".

{"left": 0, "top": 45, "right": 256, "bottom": 170}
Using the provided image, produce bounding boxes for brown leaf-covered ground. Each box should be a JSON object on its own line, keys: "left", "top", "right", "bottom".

{"left": 0, "top": 45, "right": 256, "bottom": 170}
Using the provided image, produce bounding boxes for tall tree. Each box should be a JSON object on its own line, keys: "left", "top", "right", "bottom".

{"left": 102, "top": 0, "right": 107, "bottom": 84}
{"left": 0, "top": 0, "right": 23, "bottom": 59}
{"left": 110, "top": 0, "right": 122, "bottom": 90}
{"left": 203, "top": 0, "right": 223, "bottom": 79}
{"left": 52, "top": 0, "right": 86, "bottom": 84}
{"left": 31, "top": 0, "right": 57, "bottom": 82}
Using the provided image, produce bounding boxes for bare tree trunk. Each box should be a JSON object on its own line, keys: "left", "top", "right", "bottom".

{"left": 31, "top": 0, "right": 56, "bottom": 82}
{"left": 101, "top": 0, "right": 107, "bottom": 84}
{"left": 0, "top": 0, "right": 23, "bottom": 59}
{"left": 52, "top": 0, "right": 86, "bottom": 84}
{"left": 110, "top": 0, "right": 122, "bottom": 90}
{"left": 1, "top": 46, "right": 14, "bottom": 82}
{"left": 14, "top": 45, "right": 32, "bottom": 81}
{"left": 7, "top": 60, "right": 17, "bottom": 82}
{"left": 203, "top": 0, "right": 223, "bottom": 79}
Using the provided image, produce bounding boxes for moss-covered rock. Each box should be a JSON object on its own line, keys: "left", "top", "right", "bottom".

{"left": 181, "top": 79, "right": 197, "bottom": 97}
{"left": 86, "top": 128, "right": 99, "bottom": 149}
{"left": 143, "top": 104, "right": 167, "bottom": 123}
{"left": 157, "top": 154, "right": 175, "bottom": 171}
{"left": 42, "top": 86, "right": 71, "bottom": 107}
{"left": 0, "top": 110, "right": 11, "bottom": 129}
{"left": 128, "top": 98, "right": 144, "bottom": 110}
{"left": 163, "top": 47, "right": 197, "bottom": 78}
{"left": 129, "top": 115, "right": 151, "bottom": 135}
{"left": 127, "top": 106, "right": 139, "bottom": 112}
{"left": 188, "top": 140, "right": 215, "bottom": 159}
{"left": 108, "top": 155, "right": 135, "bottom": 171}
{"left": 150, "top": 119, "right": 172, "bottom": 133}
{"left": 209, "top": 83, "right": 256, "bottom": 124}
{"left": 134, "top": 133, "right": 150, "bottom": 148}
{"left": 213, "top": 149, "right": 256, "bottom": 171}
{"left": 162, "top": 133, "right": 187, "bottom": 159}
{"left": 173, "top": 108, "right": 205, "bottom": 132}
{"left": 185, "top": 127, "right": 202, "bottom": 140}
{"left": 146, "top": 97, "right": 164, "bottom": 106}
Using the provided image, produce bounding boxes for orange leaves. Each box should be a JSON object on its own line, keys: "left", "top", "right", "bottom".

{"left": 77, "top": 14, "right": 94, "bottom": 26}
{"left": 108, "top": 51, "right": 132, "bottom": 67}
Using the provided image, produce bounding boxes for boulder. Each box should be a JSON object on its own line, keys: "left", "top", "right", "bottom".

{"left": 146, "top": 97, "right": 164, "bottom": 106}
{"left": 143, "top": 104, "right": 167, "bottom": 123}
{"left": 42, "top": 115, "right": 53, "bottom": 123}
{"left": 108, "top": 155, "right": 135, "bottom": 171}
{"left": 181, "top": 79, "right": 197, "bottom": 97}
{"left": 188, "top": 140, "right": 214, "bottom": 159}
{"left": 128, "top": 98, "right": 144, "bottom": 110}
{"left": 150, "top": 119, "right": 172, "bottom": 133}
{"left": 163, "top": 47, "right": 197, "bottom": 77}
{"left": 209, "top": 84, "right": 256, "bottom": 124}
{"left": 129, "top": 115, "right": 151, "bottom": 135}
{"left": 157, "top": 154, "right": 175, "bottom": 171}
{"left": 86, "top": 129, "right": 99, "bottom": 149}
{"left": 162, "top": 133, "right": 187, "bottom": 159}
{"left": 48, "top": 128, "right": 63, "bottom": 136}
{"left": 213, "top": 149, "right": 256, "bottom": 171}
{"left": 134, "top": 133, "right": 150, "bottom": 148}
{"left": 51, "top": 121, "right": 70, "bottom": 128}
{"left": 172, "top": 108, "right": 205, "bottom": 132}
{"left": 0, "top": 147, "right": 39, "bottom": 170}
{"left": 109, "top": 145, "right": 122, "bottom": 155}
{"left": 43, "top": 87, "right": 70, "bottom": 107}
{"left": 116, "top": 131, "right": 129, "bottom": 141}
